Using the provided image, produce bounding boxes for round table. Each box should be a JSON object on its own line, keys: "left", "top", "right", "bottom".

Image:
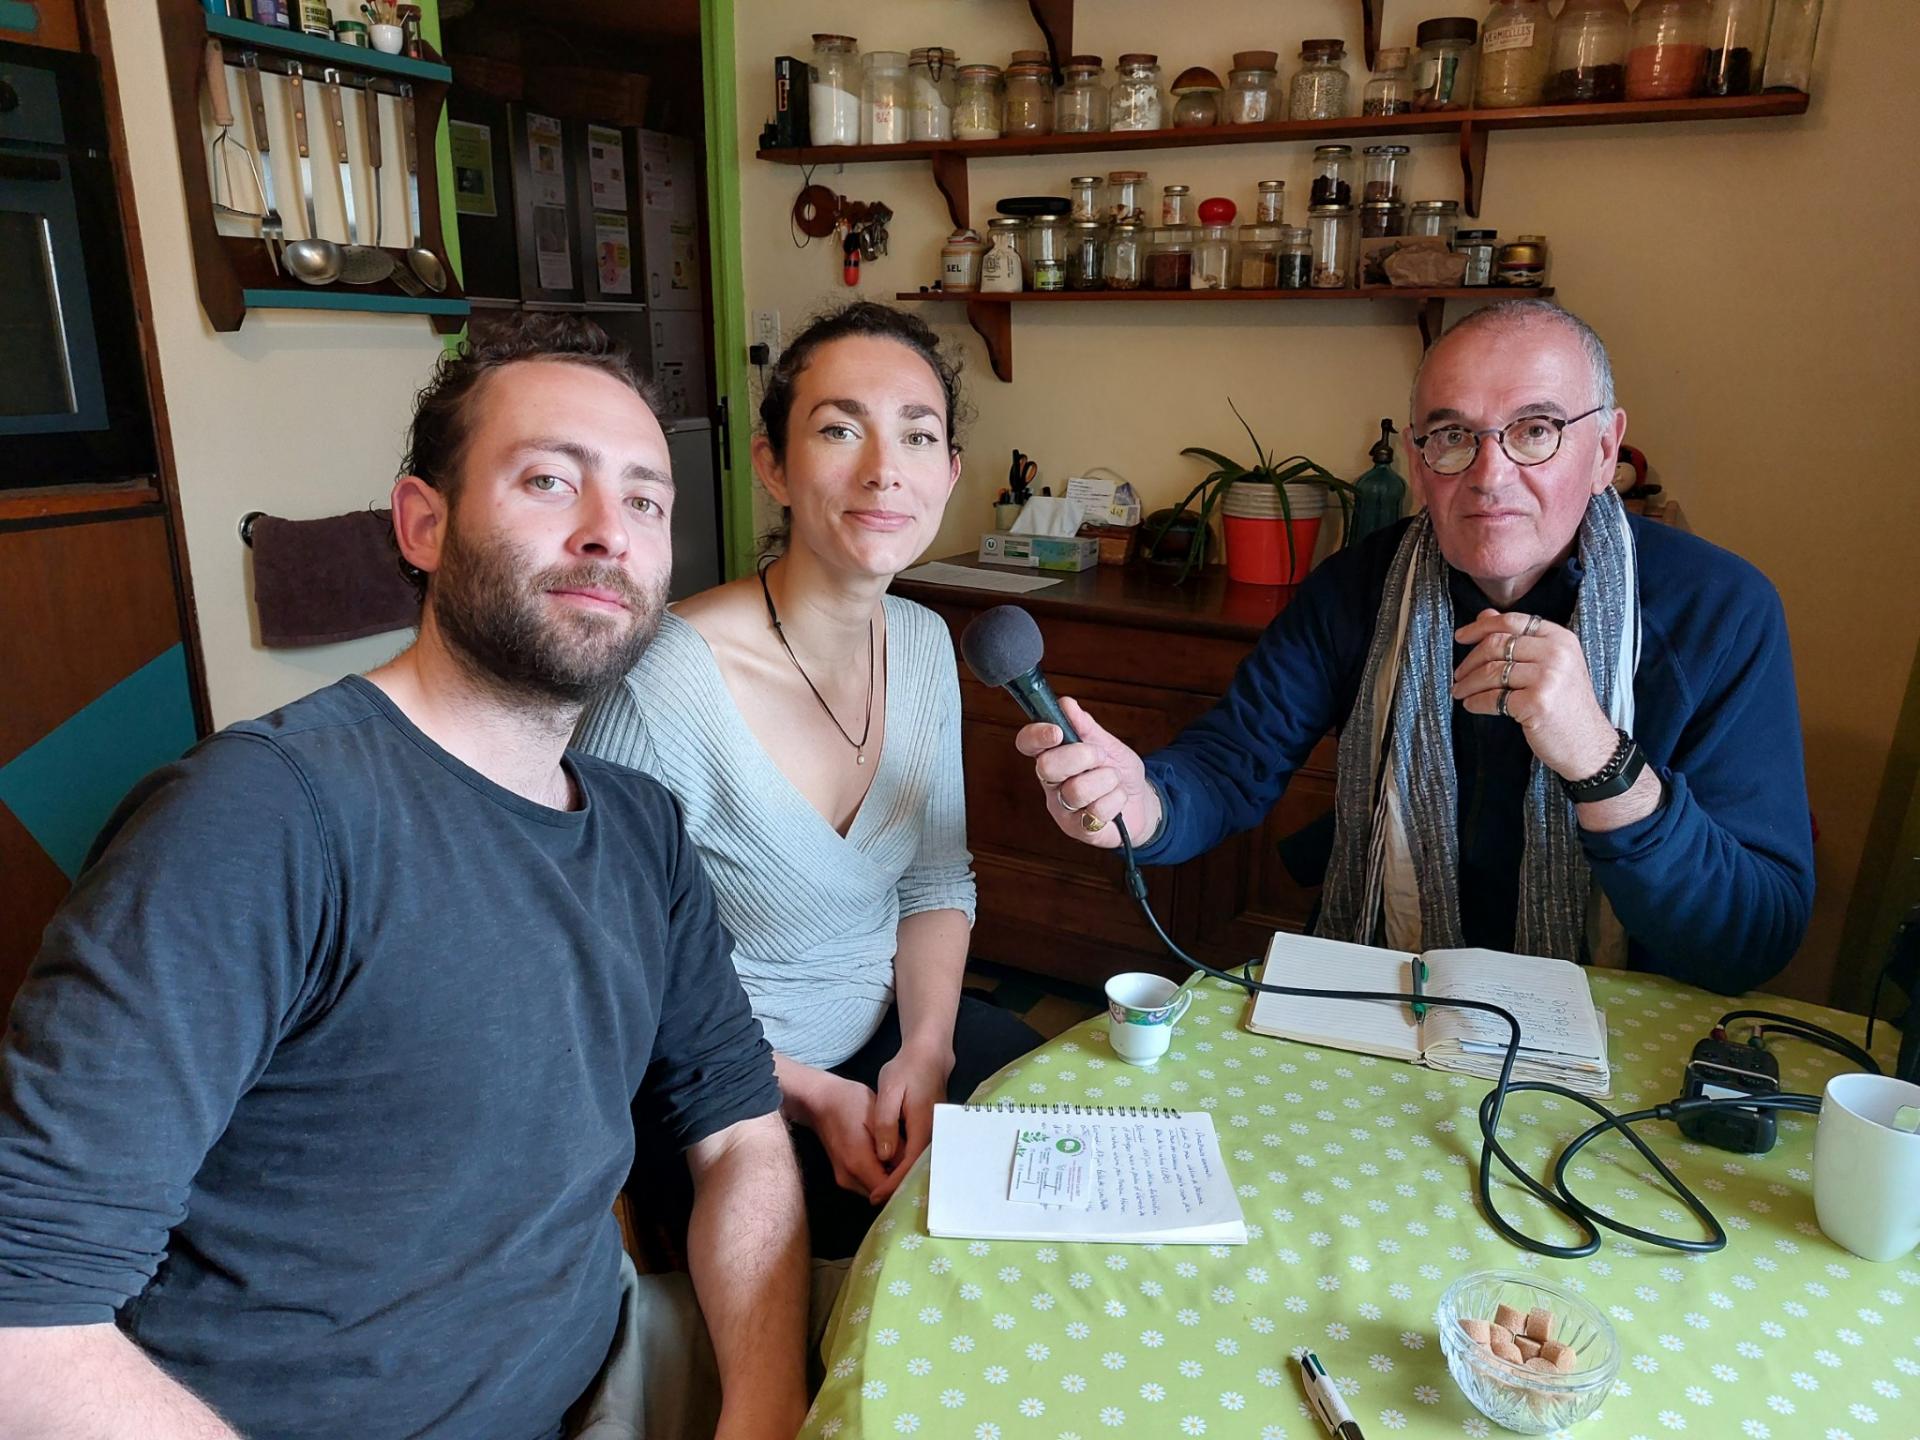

{"left": 806, "top": 970, "right": 1915, "bottom": 1439}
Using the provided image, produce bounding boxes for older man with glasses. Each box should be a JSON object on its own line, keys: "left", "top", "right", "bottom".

{"left": 1018, "top": 299, "right": 1813, "bottom": 993}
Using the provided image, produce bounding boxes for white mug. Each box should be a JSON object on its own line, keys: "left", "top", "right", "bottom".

{"left": 1813, "top": 1072, "right": 1920, "bottom": 1262}
{"left": 1104, "top": 972, "right": 1192, "bottom": 1066}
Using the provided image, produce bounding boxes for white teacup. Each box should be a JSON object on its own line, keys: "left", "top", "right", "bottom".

{"left": 1104, "top": 972, "right": 1192, "bottom": 1066}
{"left": 1813, "top": 1072, "right": 1920, "bottom": 1262}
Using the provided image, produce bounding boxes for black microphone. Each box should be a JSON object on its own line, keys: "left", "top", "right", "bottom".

{"left": 959, "top": 605, "right": 1079, "bottom": 742}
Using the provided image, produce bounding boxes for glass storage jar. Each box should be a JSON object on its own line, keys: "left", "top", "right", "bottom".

{"left": 1278, "top": 226, "right": 1312, "bottom": 288}
{"left": 1414, "top": 16, "right": 1479, "bottom": 109}
{"left": 1236, "top": 224, "right": 1283, "bottom": 288}
{"left": 1453, "top": 227, "right": 1498, "bottom": 285}
{"left": 1544, "top": 0, "right": 1629, "bottom": 103}
{"left": 1160, "top": 184, "right": 1192, "bottom": 227}
{"left": 1364, "top": 46, "right": 1415, "bottom": 114}
{"left": 939, "top": 227, "right": 986, "bottom": 291}
{"left": 1003, "top": 60, "right": 1054, "bottom": 135}
{"left": 1704, "top": 0, "right": 1769, "bottom": 96}
{"left": 981, "top": 216, "right": 1025, "bottom": 291}
{"left": 1359, "top": 200, "right": 1407, "bottom": 238}
{"left": 1290, "top": 38, "right": 1352, "bottom": 119}
{"left": 1111, "top": 53, "right": 1164, "bottom": 131}
{"left": 1066, "top": 219, "right": 1106, "bottom": 290}
{"left": 809, "top": 33, "right": 861, "bottom": 146}
{"left": 1362, "top": 144, "right": 1410, "bottom": 203}
{"left": 1105, "top": 221, "right": 1146, "bottom": 289}
{"left": 1408, "top": 198, "right": 1461, "bottom": 242}
{"left": 1627, "top": 0, "right": 1709, "bottom": 99}
{"left": 1308, "top": 204, "right": 1355, "bottom": 288}
{"left": 1476, "top": 0, "right": 1554, "bottom": 108}
{"left": 861, "top": 50, "right": 910, "bottom": 144}
{"left": 1225, "top": 51, "right": 1283, "bottom": 123}
{"left": 1069, "top": 175, "right": 1104, "bottom": 222}
{"left": 1256, "top": 179, "right": 1286, "bottom": 225}
{"left": 907, "top": 47, "right": 957, "bottom": 140}
{"left": 1310, "top": 145, "right": 1355, "bottom": 208}
{"left": 1148, "top": 227, "right": 1195, "bottom": 289}
{"left": 953, "top": 64, "right": 1003, "bottom": 140}
{"left": 1056, "top": 55, "right": 1109, "bottom": 132}
{"left": 1026, "top": 216, "right": 1066, "bottom": 290}
{"left": 1762, "top": 0, "right": 1822, "bottom": 93}
{"left": 1497, "top": 234, "right": 1549, "bottom": 286}
{"left": 1192, "top": 198, "right": 1235, "bottom": 289}
{"left": 1107, "top": 170, "right": 1149, "bottom": 224}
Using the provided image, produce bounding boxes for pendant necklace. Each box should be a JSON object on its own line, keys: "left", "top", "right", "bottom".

{"left": 757, "top": 560, "right": 875, "bottom": 765}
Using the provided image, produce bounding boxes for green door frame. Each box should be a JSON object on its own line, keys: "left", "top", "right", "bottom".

{"left": 700, "top": 0, "right": 756, "bottom": 579}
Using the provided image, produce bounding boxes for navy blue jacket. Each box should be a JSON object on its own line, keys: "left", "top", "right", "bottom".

{"left": 1137, "top": 516, "right": 1813, "bottom": 994}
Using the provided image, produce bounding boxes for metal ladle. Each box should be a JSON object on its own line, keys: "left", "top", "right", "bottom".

{"left": 282, "top": 62, "right": 341, "bottom": 285}
{"left": 400, "top": 85, "right": 447, "bottom": 293}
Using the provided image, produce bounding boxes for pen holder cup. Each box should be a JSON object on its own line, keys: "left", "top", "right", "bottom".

{"left": 1437, "top": 1271, "right": 1620, "bottom": 1434}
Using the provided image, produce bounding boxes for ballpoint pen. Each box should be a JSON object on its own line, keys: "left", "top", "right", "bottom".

{"left": 1299, "top": 1351, "right": 1365, "bottom": 1440}
{"left": 1411, "top": 957, "right": 1429, "bottom": 1021}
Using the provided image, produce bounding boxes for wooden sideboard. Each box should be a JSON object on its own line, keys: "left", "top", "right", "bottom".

{"left": 895, "top": 554, "right": 1337, "bottom": 992}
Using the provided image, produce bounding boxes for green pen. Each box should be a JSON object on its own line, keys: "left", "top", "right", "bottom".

{"left": 1411, "top": 957, "right": 1428, "bottom": 1021}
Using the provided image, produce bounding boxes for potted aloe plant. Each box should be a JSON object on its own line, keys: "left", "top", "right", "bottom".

{"left": 1147, "top": 401, "right": 1356, "bottom": 585}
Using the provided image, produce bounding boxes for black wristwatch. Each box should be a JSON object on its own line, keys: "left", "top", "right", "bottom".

{"left": 1562, "top": 729, "right": 1647, "bottom": 803}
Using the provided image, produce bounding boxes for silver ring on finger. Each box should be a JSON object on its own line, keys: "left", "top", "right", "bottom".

{"left": 1504, "top": 633, "right": 1518, "bottom": 663}
{"left": 1497, "top": 686, "right": 1512, "bottom": 718}
{"left": 1055, "top": 787, "right": 1075, "bottom": 810}
{"left": 1523, "top": 613, "right": 1542, "bottom": 637}
{"left": 1500, "top": 656, "right": 1516, "bottom": 688}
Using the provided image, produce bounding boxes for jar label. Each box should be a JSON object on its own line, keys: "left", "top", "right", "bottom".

{"left": 1033, "top": 260, "right": 1066, "bottom": 291}
{"left": 1484, "top": 22, "right": 1537, "bottom": 55}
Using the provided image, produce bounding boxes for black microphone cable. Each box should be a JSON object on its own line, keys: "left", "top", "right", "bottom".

{"left": 1103, "top": 812, "right": 1832, "bottom": 1261}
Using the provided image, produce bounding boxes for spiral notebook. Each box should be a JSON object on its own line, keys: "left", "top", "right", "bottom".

{"left": 927, "top": 1103, "right": 1249, "bottom": 1245}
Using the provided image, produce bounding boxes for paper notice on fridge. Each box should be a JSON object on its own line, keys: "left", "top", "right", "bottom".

{"left": 450, "top": 121, "right": 496, "bottom": 217}
{"left": 532, "top": 205, "right": 572, "bottom": 290}
{"left": 1008, "top": 1125, "right": 1095, "bottom": 1209}
{"left": 587, "top": 124, "right": 627, "bottom": 209}
{"left": 527, "top": 112, "right": 566, "bottom": 208}
{"left": 594, "top": 211, "right": 633, "bottom": 295}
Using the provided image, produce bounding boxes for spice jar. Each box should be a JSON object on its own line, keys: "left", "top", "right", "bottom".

{"left": 1160, "top": 184, "right": 1192, "bottom": 227}
{"left": 1256, "top": 180, "right": 1286, "bottom": 226}
{"left": 810, "top": 34, "right": 861, "bottom": 146}
{"left": 1761, "top": 0, "right": 1822, "bottom": 94}
{"left": 1111, "top": 53, "right": 1164, "bottom": 131}
{"left": 1171, "top": 67, "right": 1223, "bottom": 128}
{"left": 1627, "top": 0, "right": 1708, "bottom": 99}
{"left": 1290, "top": 39, "right": 1352, "bottom": 120}
{"left": 1414, "top": 16, "right": 1479, "bottom": 110}
{"left": 1069, "top": 175, "right": 1104, "bottom": 222}
{"left": 1544, "top": 0, "right": 1629, "bottom": 103}
{"left": 1003, "top": 59, "right": 1055, "bottom": 135}
{"left": 1310, "top": 145, "right": 1355, "bottom": 208}
{"left": 1453, "top": 228, "right": 1499, "bottom": 285}
{"left": 1148, "top": 227, "right": 1195, "bottom": 289}
{"left": 1237, "top": 224, "right": 1283, "bottom": 289}
{"left": 1497, "top": 233, "right": 1548, "bottom": 286}
{"left": 953, "top": 64, "right": 1004, "bottom": 140}
{"left": 981, "top": 217, "right": 1025, "bottom": 292}
{"left": 861, "top": 51, "right": 910, "bottom": 144}
{"left": 1192, "top": 197, "right": 1235, "bottom": 290}
{"left": 1026, "top": 216, "right": 1066, "bottom": 290}
{"left": 1408, "top": 199, "right": 1461, "bottom": 243}
{"left": 1105, "top": 221, "right": 1146, "bottom": 289}
{"left": 1704, "top": 0, "right": 1769, "bottom": 96}
{"left": 1364, "top": 46, "right": 1415, "bottom": 115}
{"left": 1278, "top": 226, "right": 1312, "bottom": 289}
{"left": 940, "top": 228, "right": 987, "bottom": 291}
{"left": 1362, "top": 144, "right": 1410, "bottom": 203}
{"left": 1107, "top": 170, "right": 1149, "bottom": 225}
{"left": 1066, "top": 219, "right": 1106, "bottom": 290}
{"left": 1225, "top": 51, "right": 1284, "bottom": 124}
{"left": 908, "top": 48, "right": 957, "bottom": 139}
{"left": 1308, "top": 205, "right": 1355, "bottom": 288}
{"left": 1476, "top": 0, "right": 1554, "bottom": 108}
{"left": 1056, "top": 55, "right": 1109, "bottom": 132}
{"left": 1359, "top": 200, "right": 1407, "bottom": 238}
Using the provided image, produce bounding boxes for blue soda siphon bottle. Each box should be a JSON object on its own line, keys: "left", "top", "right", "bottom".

{"left": 1348, "top": 419, "right": 1406, "bottom": 544}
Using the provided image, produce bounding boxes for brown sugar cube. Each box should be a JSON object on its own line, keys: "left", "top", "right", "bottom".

{"left": 1524, "top": 1357, "right": 1559, "bottom": 1375}
{"left": 1493, "top": 1303, "right": 1527, "bottom": 1334}
{"left": 1490, "top": 1337, "right": 1524, "bottom": 1364}
{"left": 1459, "top": 1318, "right": 1493, "bottom": 1346}
{"left": 1515, "top": 1336, "right": 1543, "bottom": 1360}
{"left": 1551, "top": 1344, "right": 1581, "bottom": 1374}
{"left": 1487, "top": 1322, "right": 1515, "bottom": 1350}
{"left": 1538, "top": 1339, "right": 1570, "bottom": 1366}
{"left": 1524, "top": 1307, "right": 1554, "bottom": 1342}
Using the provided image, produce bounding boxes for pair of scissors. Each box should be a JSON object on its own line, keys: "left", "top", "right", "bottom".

{"left": 1009, "top": 450, "right": 1037, "bottom": 505}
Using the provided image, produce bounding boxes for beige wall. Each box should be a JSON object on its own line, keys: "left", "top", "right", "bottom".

{"left": 107, "top": 0, "right": 444, "bottom": 727}
{"left": 733, "top": 1, "right": 1920, "bottom": 1003}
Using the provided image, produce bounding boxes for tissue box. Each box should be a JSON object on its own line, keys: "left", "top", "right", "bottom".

{"left": 978, "top": 533, "right": 1100, "bottom": 571}
{"left": 1064, "top": 475, "right": 1142, "bottom": 528}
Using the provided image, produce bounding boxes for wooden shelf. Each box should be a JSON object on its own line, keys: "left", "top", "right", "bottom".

{"left": 758, "top": 93, "right": 1809, "bottom": 226}
{"left": 897, "top": 286, "right": 1555, "bottom": 382}
{"left": 202, "top": 13, "right": 453, "bottom": 84}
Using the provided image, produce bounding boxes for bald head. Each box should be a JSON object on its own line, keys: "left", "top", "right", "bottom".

{"left": 1411, "top": 300, "right": 1615, "bottom": 424}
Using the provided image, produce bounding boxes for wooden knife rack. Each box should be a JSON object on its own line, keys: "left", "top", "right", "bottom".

{"left": 160, "top": 0, "right": 469, "bottom": 332}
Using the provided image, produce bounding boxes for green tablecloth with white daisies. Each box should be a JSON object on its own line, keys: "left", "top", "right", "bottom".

{"left": 806, "top": 970, "right": 1915, "bottom": 1440}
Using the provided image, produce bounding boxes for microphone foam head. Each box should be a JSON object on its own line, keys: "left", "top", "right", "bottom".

{"left": 960, "top": 605, "right": 1045, "bottom": 689}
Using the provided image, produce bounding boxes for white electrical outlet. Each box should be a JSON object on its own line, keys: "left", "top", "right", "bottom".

{"left": 753, "top": 309, "right": 782, "bottom": 353}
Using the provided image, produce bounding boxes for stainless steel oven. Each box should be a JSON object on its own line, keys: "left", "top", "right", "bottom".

{"left": 0, "top": 39, "right": 153, "bottom": 489}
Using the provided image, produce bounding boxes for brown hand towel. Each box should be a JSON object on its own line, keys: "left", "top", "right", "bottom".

{"left": 249, "top": 509, "right": 422, "bottom": 649}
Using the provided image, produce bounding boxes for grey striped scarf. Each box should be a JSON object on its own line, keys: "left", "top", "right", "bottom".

{"left": 1317, "top": 486, "right": 1639, "bottom": 962}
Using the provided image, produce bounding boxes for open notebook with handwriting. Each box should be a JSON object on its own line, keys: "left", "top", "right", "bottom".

{"left": 1244, "top": 932, "right": 1612, "bottom": 1098}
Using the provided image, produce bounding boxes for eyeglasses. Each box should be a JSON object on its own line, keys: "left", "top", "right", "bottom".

{"left": 1410, "top": 406, "right": 1606, "bottom": 476}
